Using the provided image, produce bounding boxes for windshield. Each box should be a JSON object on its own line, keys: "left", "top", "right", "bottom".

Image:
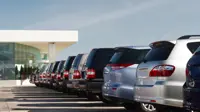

{"left": 72, "top": 54, "right": 83, "bottom": 68}
{"left": 62, "top": 56, "right": 75, "bottom": 71}
{"left": 194, "top": 46, "right": 200, "bottom": 55}
{"left": 56, "top": 60, "right": 65, "bottom": 73}
{"left": 110, "top": 48, "right": 150, "bottom": 64}
{"left": 144, "top": 46, "right": 174, "bottom": 61}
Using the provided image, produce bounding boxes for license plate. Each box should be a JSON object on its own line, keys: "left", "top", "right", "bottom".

{"left": 72, "top": 81, "right": 79, "bottom": 88}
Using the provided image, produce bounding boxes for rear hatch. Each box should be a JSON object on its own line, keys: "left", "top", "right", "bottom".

{"left": 62, "top": 56, "right": 75, "bottom": 79}
{"left": 83, "top": 48, "right": 115, "bottom": 80}
{"left": 104, "top": 47, "right": 150, "bottom": 86}
{"left": 136, "top": 41, "right": 175, "bottom": 86}
{"left": 56, "top": 60, "right": 65, "bottom": 80}
{"left": 69, "top": 54, "right": 83, "bottom": 80}
{"left": 187, "top": 47, "right": 200, "bottom": 88}
{"left": 51, "top": 61, "right": 60, "bottom": 79}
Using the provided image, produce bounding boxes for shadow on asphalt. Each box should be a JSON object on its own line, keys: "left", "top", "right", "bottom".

{"left": 10, "top": 87, "right": 126, "bottom": 112}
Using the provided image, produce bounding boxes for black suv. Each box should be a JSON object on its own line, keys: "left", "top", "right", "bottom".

{"left": 61, "top": 56, "right": 76, "bottom": 92}
{"left": 49, "top": 61, "right": 60, "bottom": 88}
{"left": 77, "top": 48, "right": 115, "bottom": 100}
{"left": 54, "top": 60, "right": 66, "bottom": 90}
{"left": 67, "top": 53, "right": 88, "bottom": 94}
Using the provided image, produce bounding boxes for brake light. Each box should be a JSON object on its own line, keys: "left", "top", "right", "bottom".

{"left": 57, "top": 74, "right": 61, "bottom": 80}
{"left": 186, "top": 68, "right": 189, "bottom": 77}
{"left": 86, "top": 69, "right": 96, "bottom": 79}
{"left": 39, "top": 74, "right": 42, "bottom": 78}
{"left": 63, "top": 70, "right": 69, "bottom": 78}
{"left": 149, "top": 65, "right": 175, "bottom": 77}
{"left": 107, "top": 64, "right": 133, "bottom": 70}
{"left": 51, "top": 73, "right": 56, "bottom": 78}
{"left": 73, "top": 70, "right": 81, "bottom": 79}
{"left": 42, "top": 74, "right": 46, "bottom": 78}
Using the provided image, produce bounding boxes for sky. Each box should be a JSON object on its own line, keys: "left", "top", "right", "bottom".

{"left": 0, "top": 0, "right": 200, "bottom": 60}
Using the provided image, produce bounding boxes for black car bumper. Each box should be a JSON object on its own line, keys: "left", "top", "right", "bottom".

{"left": 78, "top": 79, "right": 103, "bottom": 94}
{"left": 183, "top": 87, "right": 200, "bottom": 111}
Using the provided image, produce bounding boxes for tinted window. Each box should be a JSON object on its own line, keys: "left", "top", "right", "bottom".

{"left": 56, "top": 60, "right": 65, "bottom": 73}
{"left": 86, "top": 49, "right": 115, "bottom": 69}
{"left": 47, "top": 63, "right": 53, "bottom": 72}
{"left": 52, "top": 61, "right": 60, "bottom": 73}
{"left": 39, "top": 64, "right": 48, "bottom": 73}
{"left": 72, "top": 54, "right": 83, "bottom": 68}
{"left": 187, "top": 42, "right": 200, "bottom": 53}
{"left": 63, "top": 56, "right": 75, "bottom": 71}
{"left": 145, "top": 44, "right": 174, "bottom": 61}
{"left": 85, "top": 49, "right": 96, "bottom": 68}
{"left": 110, "top": 48, "right": 150, "bottom": 64}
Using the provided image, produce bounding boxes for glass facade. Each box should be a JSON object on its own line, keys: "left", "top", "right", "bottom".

{"left": 0, "top": 43, "right": 41, "bottom": 80}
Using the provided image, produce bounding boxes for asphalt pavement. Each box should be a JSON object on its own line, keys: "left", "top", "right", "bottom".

{"left": 0, "top": 86, "right": 126, "bottom": 112}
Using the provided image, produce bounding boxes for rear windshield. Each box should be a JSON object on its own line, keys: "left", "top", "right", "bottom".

{"left": 52, "top": 61, "right": 60, "bottom": 73}
{"left": 63, "top": 56, "right": 75, "bottom": 71}
{"left": 72, "top": 54, "right": 83, "bottom": 68}
{"left": 110, "top": 48, "right": 150, "bottom": 64}
{"left": 194, "top": 46, "right": 200, "bottom": 55}
{"left": 145, "top": 42, "right": 174, "bottom": 61}
{"left": 56, "top": 60, "right": 65, "bottom": 73}
{"left": 187, "top": 42, "right": 200, "bottom": 54}
{"left": 86, "top": 49, "right": 115, "bottom": 69}
{"left": 47, "top": 63, "right": 53, "bottom": 72}
{"left": 39, "top": 64, "right": 48, "bottom": 73}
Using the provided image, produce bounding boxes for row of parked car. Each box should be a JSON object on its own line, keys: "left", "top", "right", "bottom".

{"left": 30, "top": 35, "right": 200, "bottom": 112}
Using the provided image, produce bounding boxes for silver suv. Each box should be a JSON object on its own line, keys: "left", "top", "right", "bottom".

{"left": 102, "top": 46, "right": 150, "bottom": 110}
{"left": 134, "top": 35, "right": 200, "bottom": 111}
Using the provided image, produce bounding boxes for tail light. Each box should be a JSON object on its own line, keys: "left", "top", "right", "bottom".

{"left": 186, "top": 68, "right": 189, "bottom": 77}
{"left": 57, "top": 74, "right": 61, "bottom": 80}
{"left": 86, "top": 69, "right": 96, "bottom": 79}
{"left": 73, "top": 70, "right": 81, "bottom": 79}
{"left": 46, "top": 73, "right": 51, "bottom": 78}
{"left": 42, "top": 74, "right": 46, "bottom": 78}
{"left": 149, "top": 65, "right": 175, "bottom": 77}
{"left": 39, "top": 74, "right": 42, "bottom": 78}
{"left": 51, "top": 73, "right": 56, "bottom": 78}
{"left": 107, "top": 64, "right": 133, "bottom": 70}
{"left": 63, "top": 70, "right": 69, "bottom": 79}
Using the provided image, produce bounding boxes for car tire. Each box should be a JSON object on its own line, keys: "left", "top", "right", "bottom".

{"left": 87, "top": 93, "right": 99, "bottom": 101}
{"left": 139, "top": 103, "right": 157, "bottom": 112}
{"left": 35, "top": 84, "right": 39, "bottom": 87}
{"left": 77, "top": 91, "right": 86, "bottom": 98}
{"left": 123, "top": 103, "right": 138, "bottom": 110}
{"left": 98, "top": 94, "right": 114, "bottom": 104}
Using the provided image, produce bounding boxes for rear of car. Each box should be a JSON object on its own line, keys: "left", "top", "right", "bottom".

{"left": 78, "top": 48, "right": 115, "bottom": 100}
{"left": 184, "top": 46, "right": 200, "bottom": 111}
{"left": 61, "top": 56, "right": 76, "bottom": 92}
{"left": 48, "top": 61, "right": 60, "bottom": 88}
{"left": 54, "top": 60, "right": 65, "bottom": 89}
{"left": 36, "top": 64, "right": 49, "bottom": 86}
{"left": 102, "top": 46, "right": 150, "bottom": 108}
{"left": 67, "top": 54, "right": 88, "bottom": 91}
{"left": 43, "top": 63, "right": 54, "bottom": 86}
{"left": 135, "top": 36, "right": 200, "bottom": 111}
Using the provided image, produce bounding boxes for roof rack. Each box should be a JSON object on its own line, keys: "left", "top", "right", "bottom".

{"left": 177, "top": 35, "right": 200, "bottom": 40}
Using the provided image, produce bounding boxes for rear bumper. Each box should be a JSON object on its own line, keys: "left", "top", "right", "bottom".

{"left": 79, "top": 80, "right": 103, "bottom": 94}
{"left": 103, "top": 95, "right": 134, "bottom": 104}
{"left": 183, "top": 87, "right": 200, "bottom": 111}
{"left": 102, "top": 83, "right": 134, "bottom": 102}
{"left": 67, "top": 79, "right": 103, "bottom": 94}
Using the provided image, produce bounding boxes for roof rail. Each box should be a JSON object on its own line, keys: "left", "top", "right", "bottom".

{"left": 177, "top": 35, "right": 200, "bottom": 40}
